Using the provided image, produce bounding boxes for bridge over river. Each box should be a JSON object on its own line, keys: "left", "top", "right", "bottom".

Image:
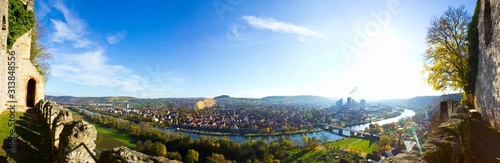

{"left": 317, "top": 123, "right": 380, "bottom": 140}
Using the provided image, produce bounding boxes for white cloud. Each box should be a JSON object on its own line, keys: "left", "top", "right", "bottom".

{"left": 50, "top": 48, "right": 186, "bottom": 97}
{"left": 107, "top": 32, "right": 126, "bottom": 44}
{"left": 49, "top": 0, "right": 91, "bottom": 48}
{"left": 44, "top": 0, "right": 185, "bottom": 97}
{"left": 241, "top": 15, "right": 324, "bottom": 38}
{"left": 51, "top": 49, "right": 145, "bottom": 92}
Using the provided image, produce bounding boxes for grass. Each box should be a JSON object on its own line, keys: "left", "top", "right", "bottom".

{"left": 0, "top": 109, "right": 52, "bottom": 163}
{"left": 287, "top": 138, "right": 376, "bottom": 162}
{"left": 93, "top": 125, "right": 137, "bottom": 148}
{"left": 0, "top": 111, "right": 23, "bottom": 160}
{"left": 289, "top": 145, "right": 328, "bottom": 161}
{"left": 329, "top": 138, "right": 376, "bottom": 156}
{"left": 69, "top": 109, "right": 137, "bottom": 151}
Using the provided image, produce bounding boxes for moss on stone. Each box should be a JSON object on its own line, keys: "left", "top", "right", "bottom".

{"left": 7, "top": 0, "right": 35, "bottom": 49}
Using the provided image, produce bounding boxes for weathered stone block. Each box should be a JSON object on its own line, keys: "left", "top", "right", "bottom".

{"left": 476, "top": 0, "right": 500, "bottom": 131}
{"left": 97, "top": 147, "right": 181, "bottom": 163}
{"left": 423, "top": 114, "right": 469, "bottom": 163}
{"left": 58, "top": 120, "right": 97, "bottom": 163}
{"left": 51, "top": 109, "right": 73, "bottom": 151}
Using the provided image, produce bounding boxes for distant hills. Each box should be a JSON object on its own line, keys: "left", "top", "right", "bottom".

{"left": 45, "top": 95, "right": 335, "bottom": 104}
{"left": 261, "top": 95, "right": 333, "bottom": 103}
{"left": 378, "top": 93, "right": 462, "bottom": 109}
{"left": 45, "top": 94, "right": 461, "bottom": 109}
{"left": 45, "top": 95, "right": 136, "bottom": 104}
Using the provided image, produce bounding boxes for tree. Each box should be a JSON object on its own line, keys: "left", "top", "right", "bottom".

{"left": 207, "top": 153, "right": 231, "bottom": 163}
{"left": 424, "top": 6, "right": 471, "bottom": 97}
{"left": 144, "top": 140, "right": 153, "bottom": 153}
{"left": 31, "top": 20, "right": 52, "bottom": 77}
{"left": 136, "top": 141, "right": 144, "bottom": 151}
{"left": 152, "top": 141, "right": 167, "bottom": 156}
{"left": 301, "top": 135, "right": 308, "bottom": 147}
{"left": 378, "top": 135, "right": 391, "bottom": 151}
{"left": 184, "top": 149, "right": 199, "bottom": 163}
{"left": 464, "top": 0, "right": 480, "bottom": 106}
{"left": 166, "top": 151, "right": 183, "bottom": 161}
{"left": 368, "top": 123, "right": 382, "bottom": 134}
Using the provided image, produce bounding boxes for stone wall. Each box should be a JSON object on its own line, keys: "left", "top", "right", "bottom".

{"left": 422, "top": 112, "right": 470, "bottom": 163}
{"left": 0, "top": 0, "right": 44, "bottom": 113}
{"left": 11, "top": 30, "right": 45, "bottom": 111}
{"left": 0, "top": 0, "right": 9, "bottom": 114}
{"left": 36, "top": 100, "right": 179, "bottom": 163}
{"left": 98, "top": 147, "right": 181, "bottom": 163}
{"left": 380, "top": 101, "right": 470, "bottom": 163}
{"left": 476, "top": 0, "right": 500, "bottom": 131}
{"left": 37, "top": 100, "right": 97, "bottom": 163}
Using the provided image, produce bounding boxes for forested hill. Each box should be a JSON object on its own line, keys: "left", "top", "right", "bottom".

{"left": 45, "top": 95, "right": 136, "bottom": 104}
{"left": 261, "top": 95, "right": 334, "bottom": 103}
{"left": 379, "top": 93, "right": 462, "bottom": 110}
{"left": 45, "top": 95, "right": 335, "bottom": 105}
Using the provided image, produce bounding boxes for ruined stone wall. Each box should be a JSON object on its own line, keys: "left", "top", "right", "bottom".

{"left": 381, "top": 101, "right": 470, "bottom": 163}
{"left": 37, "top": 100, "right": 97, "bottom": 163}
{"left": 0, "top": 0, "right": 7, "bottom": 114}
{"left": 36, "top": 100, "right": 180, "bottom": 163}
{"left": 98, "top": 147, "right": 181, "bottom": 163}
{"left": 11, "top": 30, "right": 45, "bottom": 111}
{"left": 475, "top": 0, "right": 500, "bottom": 131}
{"left": 422, "top": 112, "right": 470, "bottom": 163}
{"left": 0, "top": 0, "right": 44, "bottom": 113}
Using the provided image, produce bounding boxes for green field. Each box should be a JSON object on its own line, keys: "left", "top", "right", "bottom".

{"left": 289, "top": 145, "right": 328, "bottom": 161}
{"left": 287, "top": 137, "right": 376, "bottom": 162}
{"left": 0, "top": 112, "right": 22, "bottom": 162}
{"left": 69, "top": 110, "right": 137, "bottom": 151}
{"left": 329, "top": 138, "right": 376, "bottom": 156}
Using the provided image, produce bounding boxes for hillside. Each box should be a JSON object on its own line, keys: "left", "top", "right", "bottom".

{"left": 261, "top": 95, "right": 334, "bottom": 103}
{"left": 45, "top": 95, "right": 136, "bottom": 104}
{"left": 378, "top": 93, "right": 462, "bottom": 110}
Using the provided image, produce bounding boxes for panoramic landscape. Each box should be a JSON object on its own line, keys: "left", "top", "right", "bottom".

{"left": 0, "top": 0, "right": 500, "bottom": 163}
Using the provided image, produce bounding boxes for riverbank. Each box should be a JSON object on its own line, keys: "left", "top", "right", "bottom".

{"left": 369, "top": 111, "right": 403, "bottom": 124}
{"left": 172, "top": 127, "right": 323, "bottom": 137}
{"left": 170, "top": 111, "right": 403, "bottom": 137}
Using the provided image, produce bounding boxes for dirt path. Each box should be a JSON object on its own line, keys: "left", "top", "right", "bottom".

{"left": 469, "top": 115, "right": 500, "bottom": 162}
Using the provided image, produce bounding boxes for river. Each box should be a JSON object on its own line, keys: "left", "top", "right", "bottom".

{"left": 157, "top": 108, "right": 416, "bottom": 144}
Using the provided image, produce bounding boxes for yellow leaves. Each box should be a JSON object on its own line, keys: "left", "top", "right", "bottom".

{"left": 424, "top": 6, "right": 471, "bottom": 93}
{"left": 378, "top": 135, "right": 392, "bottom": 151}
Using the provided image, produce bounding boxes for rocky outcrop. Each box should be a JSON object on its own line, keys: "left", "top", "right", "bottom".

{"left": 37, "top": 100, "right": 97, "bottom": 162}
{"left": 57, "top": 120, "right": 98, "bottom": 163}
{"left": 379, "top": 151, "right": 422, "bottom": 163}
{"left": 475, "top": 0, "right": 500, "bottom": 131}
{"left": 422, "top": 113, "right": 470, "bottom": 163}
{"left": 97, "top": 147, "right": 182, "bottom": 163}
{"left": 380, "top": 101, "right": 470, "bottom": 163}
{"left": 51, "top": 109, "right": 73, "bottom": 152}
{"left": 36, "top": 100, "right": 179, "bottom": 163}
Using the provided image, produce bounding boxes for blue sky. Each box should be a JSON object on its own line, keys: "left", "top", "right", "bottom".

{"left": 37, "top": 0, "right": 476, "bottom": 100}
